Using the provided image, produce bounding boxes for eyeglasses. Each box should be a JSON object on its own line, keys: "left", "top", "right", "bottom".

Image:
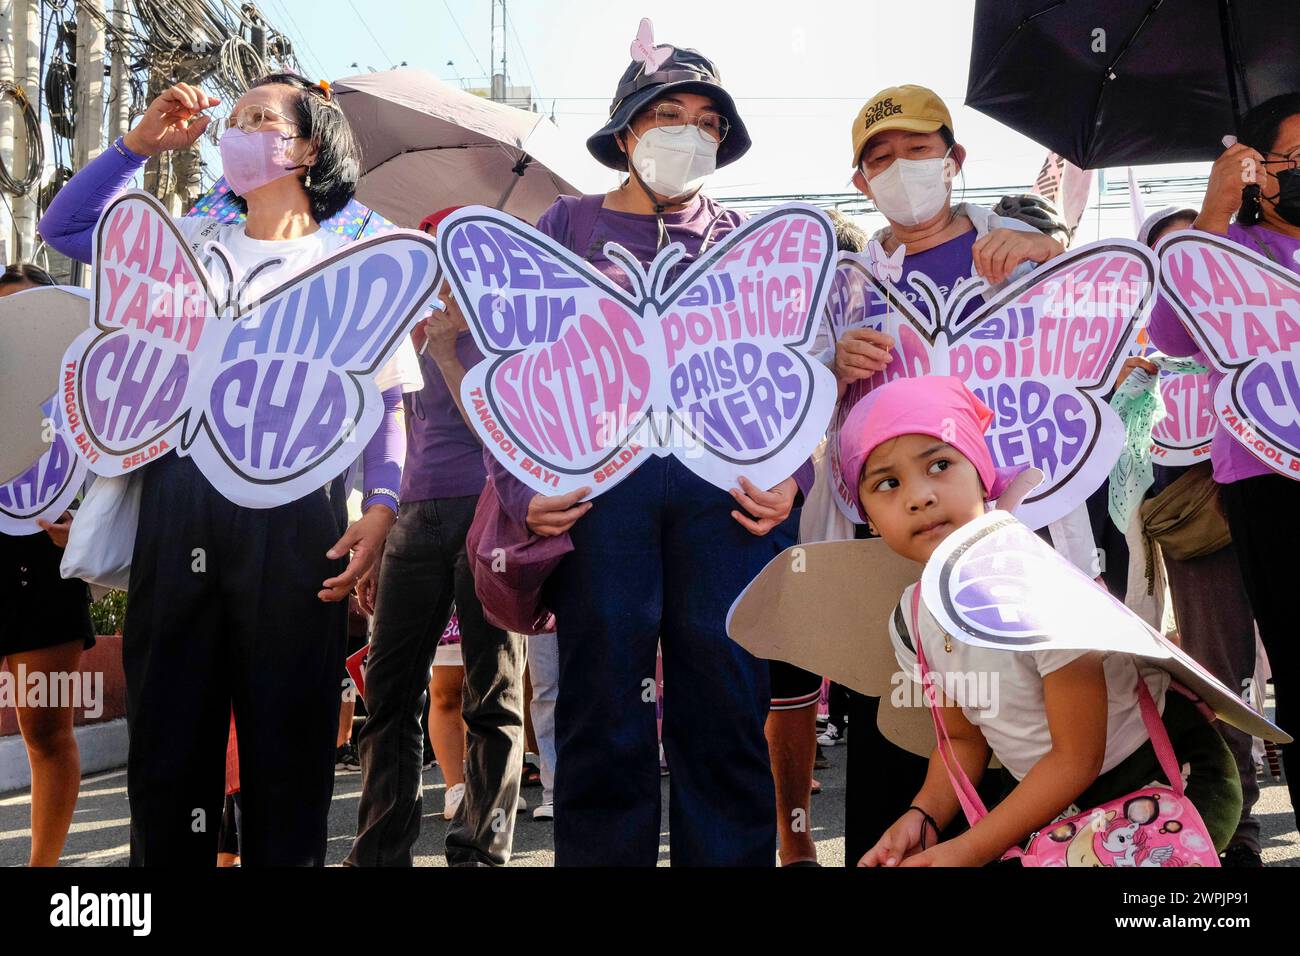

{"left": 636, "top": 102, "right": 730, "bottom": 143}
{"left": 1259, "top": 147, "right": 1300, "bottom": 171}
{"left": 209, "top": 104, "right": 301, "bottom": 145}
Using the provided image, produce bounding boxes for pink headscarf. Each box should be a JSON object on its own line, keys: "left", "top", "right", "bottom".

{"left": 839, "top": 376, "right": 1020, "bottom": 522}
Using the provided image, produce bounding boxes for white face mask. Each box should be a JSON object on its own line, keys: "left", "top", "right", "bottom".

{"left": 629, "top": 125, "right": 719, "bottom": 200}
{"left": 865, "top": 151, "right": 955, "bottom": 227}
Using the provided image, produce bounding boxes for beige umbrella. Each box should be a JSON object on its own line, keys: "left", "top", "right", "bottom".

{"left": 334, "top": 68, "right": 611, "bottom": 227}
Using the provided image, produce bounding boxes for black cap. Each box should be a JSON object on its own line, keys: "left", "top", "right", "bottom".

{"left": 586, "top": 45, "right": 752, "bottom": 171}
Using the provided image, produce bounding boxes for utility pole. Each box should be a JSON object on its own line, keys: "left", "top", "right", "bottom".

{"left": 489, "top": 0, "right": 507, "bottom": 102}
{"left": 13, "top": 0, "right": 41, "bottom": 258}
{"left": 74, "top": 0, "right": 107, "bottom": 170}
{"left": 0, "top": 1, "right": 15, "bottom": 264}
{"left": 107, "top": 0, "right": 134, "bottom": 145}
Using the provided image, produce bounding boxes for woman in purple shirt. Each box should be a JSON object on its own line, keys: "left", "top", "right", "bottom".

{"left": 489, "top": 42, "right": 802, "bottom": 866}
{"left": 1146, "top": 92, "right": 1300, "bottom": 824}
{"left": 38, "top": 74, "right": 405, "bottom": 865}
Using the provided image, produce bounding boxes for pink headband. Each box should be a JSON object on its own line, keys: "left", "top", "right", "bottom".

{"left": 839, "top": 376, "right": 1019, "bottom": 522}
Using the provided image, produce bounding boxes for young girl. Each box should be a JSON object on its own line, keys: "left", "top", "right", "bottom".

{"left": 839, "top": 376, "right": 1242, "bottom": 867}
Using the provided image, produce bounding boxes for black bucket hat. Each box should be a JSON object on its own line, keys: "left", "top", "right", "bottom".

{"left": 586, "top": 45, "right": 752, "bottom": 171}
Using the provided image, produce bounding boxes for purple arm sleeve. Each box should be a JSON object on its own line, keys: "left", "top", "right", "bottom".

{"left": 486, "top": 449, "right": 535, "bottom": 527}
{"left": 792, "top": 458, "right": 815, "bottom": 500}
{"left": 1146, "top": 295, "right": 1199, "bottom": 357}
{"left": 361, "top": 386, "right": 405, "bottom": 515}
{"left": 39, "top": 139, "right": 147, "bottom": 265}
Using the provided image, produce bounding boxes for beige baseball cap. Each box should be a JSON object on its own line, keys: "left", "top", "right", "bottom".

{"left": 850, "top": 84, "right": 953, "bottom": 168}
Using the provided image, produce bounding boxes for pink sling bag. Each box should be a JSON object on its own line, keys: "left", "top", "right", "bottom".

{"left": 909, "top": 587, "right": 1220, "bottom": 867}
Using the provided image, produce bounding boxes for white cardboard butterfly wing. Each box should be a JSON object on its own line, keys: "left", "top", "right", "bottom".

{"left": 922, "top": 510, "right": 1290, "bottom": 743}
{"left": 59, "top": 191, "right": 218, "bottom": 475}
{"left": 1155, "top": 231, "right": 1300, "bottom": 478}
{"left": 185, "top": 229, "right": 441, "bottom": 507}
{"left": 658, "top": 204, "right": 839, "bottom": 492}
{"left": 439, "top": 206, "right": 657, "bottom": 498}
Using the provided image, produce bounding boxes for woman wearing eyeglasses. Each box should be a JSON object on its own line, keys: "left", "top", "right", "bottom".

{"left": 39, "top": 73, "right": 409, "bottom": 866}
{"left": 1146, "top": 92, "right": 1300, "bottom": 835}
{"left": 484, "top": 37, "right": 807, "bottom": 867}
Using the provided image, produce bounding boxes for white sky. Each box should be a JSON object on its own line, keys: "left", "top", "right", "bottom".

{"left": 270, "top": 0, "right": 1212, "bottom": 241}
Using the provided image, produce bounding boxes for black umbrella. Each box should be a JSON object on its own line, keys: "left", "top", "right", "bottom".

{"left": 966, "top": 0, "right": 1300, "bottom": 169}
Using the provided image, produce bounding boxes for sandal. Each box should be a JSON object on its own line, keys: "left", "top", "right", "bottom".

{"left": 521, "top": 759, "right": 542, "bottom": 787}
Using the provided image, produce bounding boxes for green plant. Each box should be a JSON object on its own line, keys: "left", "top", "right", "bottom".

{"left": 89, "top": 589, "right": 128, "bottom": 636}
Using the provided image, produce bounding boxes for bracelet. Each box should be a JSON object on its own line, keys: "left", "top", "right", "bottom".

{"left": 112, "top": 137, "right": 130, "bottom": 158}
{"left": 364, "top": 488, "right": 400, "bottom": 506}
{"left": 908, "top": 805, "right": 940, "bottom": 849}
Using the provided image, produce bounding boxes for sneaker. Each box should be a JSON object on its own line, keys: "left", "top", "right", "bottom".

{"left": 443, "top": 782, "right": 466, "bottom": 820}
{"left": 1220, "top": 844, "right": 1264, "bottom": 867}
{"left": 532, "top": 802, "right": 554, "bottom": 821}
{"left": 817, "top": 723, "right": 845, "bottom": 747}
{"left": 814, "top": 744, "right": 829, "bottom": 770}
{"left": 335, "top": 741, "right": 361, "bottom": 772}
{"left": 516, "top": 794, "right": 528, "bottom": 812}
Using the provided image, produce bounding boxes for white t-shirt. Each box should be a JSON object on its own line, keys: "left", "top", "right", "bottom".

{"left": 890, "top": 582, "right": 1170, "bottom": 781}
{"left": 175, "top": 218, "right": 422, "bottom": 391}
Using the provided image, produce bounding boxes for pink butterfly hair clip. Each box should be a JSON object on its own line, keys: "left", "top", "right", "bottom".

{"left": 630, "top": 17, "right": 673, "bottom": 74}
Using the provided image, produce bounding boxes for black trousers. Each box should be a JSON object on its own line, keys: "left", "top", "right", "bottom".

{"left": 1220, "top": 473, "right": 1299, "bottom": 819}
{"left": 123, "top": 454, "right": 348, "bottom": 866}
{"left": 347, "top": 495, "right": 526, "bottom": 867}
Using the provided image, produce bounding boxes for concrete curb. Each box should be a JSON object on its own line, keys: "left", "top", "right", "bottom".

{"left": 0, "top": 718, "right": 128, "bottom": 794}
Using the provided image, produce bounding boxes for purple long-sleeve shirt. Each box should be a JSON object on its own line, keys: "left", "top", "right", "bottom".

{"left": 401, "top": 332, "right": 488, "bottom": 502}
{"left": 487, "top": 193, "right": 815, "bottom": 526}
{"left": 1146, "top": 221, "right": 1300, "bottom": 485}
{"left": 39, "top": 140, "right": 404, "bottom": 513}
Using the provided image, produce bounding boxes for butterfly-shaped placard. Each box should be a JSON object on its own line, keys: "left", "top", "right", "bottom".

{"left": 438, "top": 204, "right": 838, "bottom": 497}
{"left": 827, "top": 240, "right": 1158, "bottom": 529}
{"left": 1154, "top": 232, "right": 1300, "bottom": 479}
{"left": 0, "top": 396, "right": 88, "bottom": 534}
{"left": 58, "top": 191, "right": 441, "bottom": 508}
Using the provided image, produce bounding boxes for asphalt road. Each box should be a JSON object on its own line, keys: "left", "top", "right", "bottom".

{"left": 1, "top": 733, "right": 1296, "bottom": 867}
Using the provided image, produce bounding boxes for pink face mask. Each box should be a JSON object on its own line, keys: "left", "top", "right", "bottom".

{"left": 219, "top": 127, "right": 302, "bottom": 196}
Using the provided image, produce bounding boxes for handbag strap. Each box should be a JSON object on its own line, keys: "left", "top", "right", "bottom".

{"left": 910, "top": 586, "right": 991, "bottom": 827}
{"left": 1134, "top": 664, "right": 1186, "bottom": 797}
{"left": 909, "top": 587, "right": 1187, "bottom": 829}
{"left": 571, "top": 193, "right": 608, "bottom": 261}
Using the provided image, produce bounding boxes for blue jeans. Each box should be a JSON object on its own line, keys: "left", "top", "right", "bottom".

{"left": 547, "top": 456, "right": 777, "bottom": 866}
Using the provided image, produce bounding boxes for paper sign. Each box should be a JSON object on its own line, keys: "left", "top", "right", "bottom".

{"left": 439, "top": 204, "right": 839, "bottom": 497}
{"left": 0, "top": 396, "right": 87, "bottom": 535}
{"left": 57, "top": 191, "right": 441, "bottom": 508}
{"left": 1155, "top": 232, "right": 1300, "bottom": 478}
{"left": 0, "top": 286, "right": 92, "bottom": 483}
{"left": 827, "top": 240, "right": 1157, "bottom": 528}
{"left": 345, "top": 644, "right": 368, "bottom": 704}
{"left": 1149, "top": 358, "right": 1216, "bottom": 465}
{"left": 921, "top": 510, "right": 1290, "bottom": 743}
